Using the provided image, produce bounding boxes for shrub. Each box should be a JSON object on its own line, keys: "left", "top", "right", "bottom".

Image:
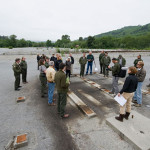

{"left": 9, "top": 46, "right": 13, "bottom": 49}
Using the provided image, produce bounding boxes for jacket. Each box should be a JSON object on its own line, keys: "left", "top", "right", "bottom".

{"left": 79, "top": 57, "right": 87, "bottom": 65}
{"left": 70, "top": 56, "right": 74, "bottom": 64}
{"left": 55, "top": 59, "right": 62, "bottom": 70}
{"left": 12, "top": 62, "right": 21, "bottom": 76}
{"left": 87, "top": 54, "right": 94, "bottom": 63}
{"left": 99, "top": 53, "right": 105, "bottom": 63}
{"left": 66, "top": 61, "right": 71, "bottom": 70}
{"left": 101, "top": 56, "right": 111, "bottom": 66}
{"left": 110, "top": 63, "right": 120, "bottom": 76}
{"left": 45, "top": 62, "right": 49, "bottom": 68}
{"left": 20, "top": 60, "right": 27, "bottom": 70}
{"left": 136, "top": 68, "right": 146, "bottom": 82}
{"left": 120, "top": 74, "right": 138, "bottom": 94}
{"left": 134, "top": 58, "right": 143, "bottom": 67}
{"left": 117, "top": 57, "right": 126, "bottom": 67}
{"left": 54, "top": 70, "right": 69, "bottom": 93}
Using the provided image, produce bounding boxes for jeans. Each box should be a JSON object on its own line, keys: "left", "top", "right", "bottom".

{"left": 133, "top": 82, "right": 143, "bottom": 104}
{"left": 86, "top": 62, "right": 93, "bottom": 74}
{"left": 48, "top": 82, "right": 55, "bottom": 104}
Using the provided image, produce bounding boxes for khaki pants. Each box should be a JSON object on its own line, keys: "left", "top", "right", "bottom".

{"left": 71, "top": 64, "right": 73, "bottom": 74}
{"left": 120, "top": 92, "right": 134, "bottom": 114}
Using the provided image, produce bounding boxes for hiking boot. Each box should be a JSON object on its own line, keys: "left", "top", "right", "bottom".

{"left": 115, "top": 114, "right": 124, "bottom": 122}
{"left": 124, "top": 112, "right": 130, "bottom": 120}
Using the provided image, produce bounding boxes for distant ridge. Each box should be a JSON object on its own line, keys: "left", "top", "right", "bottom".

{"left": 94, "top": 23, "right": 150, "bottom": 38}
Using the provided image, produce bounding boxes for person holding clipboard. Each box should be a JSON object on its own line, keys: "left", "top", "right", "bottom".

{"left": 115, "top": 66, "right": 138, "bottom": 122}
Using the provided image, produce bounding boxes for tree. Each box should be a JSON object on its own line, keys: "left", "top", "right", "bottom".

{"left": 86, "top": 36, "right": 95, "bottom": 48}
{"left": 9, "top": 35, "right": 17, "bottom": 47}
{"left": 46, "top": 40, "right": 52, "bottom": 47}
{"left": 79, "top": 37, "right": 83, "bottom": 41}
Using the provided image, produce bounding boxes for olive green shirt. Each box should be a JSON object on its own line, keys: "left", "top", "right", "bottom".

{"left": 20, "top": 60, "right": 27, "bottom": 70}
{"left": 45, "top": 62, "right": 49, "bottom": 68}
{"left": 134, "top": 58, "right": 143, "bottom": 67}
{"left": 79, "top": 57, "right": 87, "bottom": 65}
{"left": 110, "top": 62, "right": 120, "bottom": 76}
{"left": 54, "top": 70, "right": 69, "bottom": 93}
{"left": 101, "top": 56, "right": 111, "bottom": 66}
{"left": 99, "top": 53, "right": 105, "bottom": 63}
{"left": 12, "top": 62, "right": 21, "bottom": 76}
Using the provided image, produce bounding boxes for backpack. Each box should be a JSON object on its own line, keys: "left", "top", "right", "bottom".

{"left": 118, "top": 66, "right": 127, "bottom": 78}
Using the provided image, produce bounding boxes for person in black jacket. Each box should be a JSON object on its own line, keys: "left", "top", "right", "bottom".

{"left": 69, "top": 53, "right": 74, "bottom": 74}
{"left": 115, "top": 66, "right": 138, "bottom": 122}
{"left": 55, "top": 55, "right": 62, "bottom": 71}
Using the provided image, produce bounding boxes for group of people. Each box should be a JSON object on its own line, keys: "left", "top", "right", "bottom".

{"left": 37, "top": 53, "right": 75, "bottom": 118}
{"left": 12, "top": 57, "right": 28, "bottom": 91}
{"left": 13, "top": 51, "right": 148, "bottom": 121}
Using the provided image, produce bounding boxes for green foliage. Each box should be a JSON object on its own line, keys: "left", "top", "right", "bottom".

{"left": 46, "top": 40, "right": 52, "bottom": 47}
{"left": 8, "top": 46, "right": 13, "bottom": 49}
{"left": 56, "top": 48, "right": 60, "bottom": 53}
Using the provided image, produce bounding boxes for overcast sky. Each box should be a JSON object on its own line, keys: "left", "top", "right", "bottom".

{"left": 0, "top": 0, "right": 150, "bottom": 41}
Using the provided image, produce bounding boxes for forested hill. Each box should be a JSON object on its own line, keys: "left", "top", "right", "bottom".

{"left": 94, "top": 23, "right": 150, "bottom": 38}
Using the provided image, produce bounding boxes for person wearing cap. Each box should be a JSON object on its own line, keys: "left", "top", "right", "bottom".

{"left": 12, "top": 58, "right": 22, "bottom": 91}
{"left": 99, "top": 51, "right": 105, "bottom": 74}
{"left": 37, "top": 54, "right": 41, "bottom": 70}
{"left": 86, "top": 51, "right": 94, "bottom": 75}
{"left": 39, "top": 59, "right": 47, "bottom": 97}
{"left": 101, "top": 52, "right": 111, "bottom": 77}
{"left": 69, "top": 53, "right": 74, "bottom": 74}
{"left": 66, "top": 57, "right": 71, "bottom": 78}
{"left": 133, "top": 55, "right": 143, "bottom": 67}
{"left": 117, "top": 55, "right": 126, "bottom": 67}
{"left": 133, "top": 61, "right": 146, "bottom": 107}
{"left": 79, "top": 52, "right": 87, "bottom": 77}
{"left": 46, "top": 61, "right": 56, "bottom": 106}
{"left": 54, "top": 63, "right": 70, "bottom": 118}
{"left": 108, "top": 58, "right": 120, "bottom": 95}
{"left": 44, "top": 57, "right": 49, "bottom": 68}
{"left": 20, "top": 57, "right": 28, "bottom": 84}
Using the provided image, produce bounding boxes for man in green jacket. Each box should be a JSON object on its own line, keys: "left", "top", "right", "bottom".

{"left": 79, "top": 53, "right": 87, "bottom": 77}
{"left": 20, "top": 57, "right": 28, "bottom": 84}
{"left": 99, "top": 51, "right": 105, "bottom": 74}
{"left": 101, "top": 52, "right": 111, "bottom": 77}
{"left": 118, "top": 55, "right": 126, "bottom": 67}
{"left": 12, "top": 58, "right": 22, "bottom": 91}
{"left": 108, "top": 58, "right": 120, "bottom": 95}
{"left": 134, "top": 55, "right": 142, "bottom": 67}
{"left": 54, "top": 63, "right": 70, "bottom": 118}
{"left": 45, "top": 57, "right": 50, "bottom": 68}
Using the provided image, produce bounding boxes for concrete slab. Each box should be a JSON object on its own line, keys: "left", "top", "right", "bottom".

{"left": 106, "top": 110, "right": 150, "bottom": 150}
{"left": 67, "top": 91, "right": 96, "bottom": 118}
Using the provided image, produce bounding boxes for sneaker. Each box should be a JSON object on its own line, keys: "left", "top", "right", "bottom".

{"left": 18, "top": 86, "right": 22, "bottom": 88}
{"left": 134, "top": 104, "right": 142, "bottom": 107}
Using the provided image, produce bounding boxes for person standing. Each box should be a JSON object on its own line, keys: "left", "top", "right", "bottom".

{"left": 101, "top": 52, "right": 111, "bottom": 77}
{"left": 69, "top": 53, "right": 74, "bottom": 75}
{"left": 45, "top": 57, "right": 50, "bottom": 68}
{"left": 12, "top": 58, "right": 22, "bottom": 91}
{"left": 54, "top": 63, "right": 70, "bottom": 118}
{"left": 108, "top": 58, "right": 120, "bottom": 95}
{"left": 50, "top": 54, "right": 57, "bottom": 62}
{"left": 39, "top": 59, "right": 47, "bottom": 98}
{"left": 79, "top": 53, "right": 87, "bottom": 77}
{"left": 133, "top": 55, "right": 142, "bottom": 67}
{"left": 66, "top": 57, "right": 71, "bottom": 78}
{"left": 133, "top": 61, "right": 146, "bottom": 107}
{"left": 99, "top": 51, "right": 105, "bottom": 74}
{"left": 20, "top": 57, "right": 28, "bottom": 84}
{"left": 46, "top": 61, "right": 56, "bottom": 106}
{"left": 37, "top": 54, "right": 41, "bottom": 70}
{"left": 118, "top": 55, "right": 126, "bottom": 67}
{"left": 55, "top": 55, "right": 63, "bottom": 71}
{"left": 86, "top": 51, "right": 94, "bottom": 75}
{"left": 115, "top": 66, "right": 138, "bottom": 122}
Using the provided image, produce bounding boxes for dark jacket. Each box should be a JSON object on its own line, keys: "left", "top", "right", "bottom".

{"left": 101, "top": 56, "right": 111, "bottom": 66}
{"left": 110, "top": 62, "right": 120, "bottom": 76}
{"left": 66, "top": 61, "right": 71, "bottom": 70}
{"left": 45, "top": 62, "right": 49, "bottom": 68}
{"left": 50, "top": 56, "right": 57, "bottom": 62}
{"left": 117, "top": 57, "right": 126, "bottom": 67}
{"left": 99, "top": 53, "right": 105, "bottom": 63}
{"left": 70, "top": 56, "right": 74, "bottom": 64}
{"left": 55, "top": 59, "right": 62, "bottom": 71}
{"left": 54, "top": 70, "right": 69, "bottom": 93}
{"left": 134, "top": 58, "right": 143, "bottom": 67}
{"left": 136, "top": 68, "right": 146, "bottom": 82}
{"left": 87, "top": 54, "right": 94, "bottom": 63}
{"left": 12, "top": 62, "right": 21, "bottom": 76}
{"left": 120, "top": 74, "right": 138, "bottom": 94}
